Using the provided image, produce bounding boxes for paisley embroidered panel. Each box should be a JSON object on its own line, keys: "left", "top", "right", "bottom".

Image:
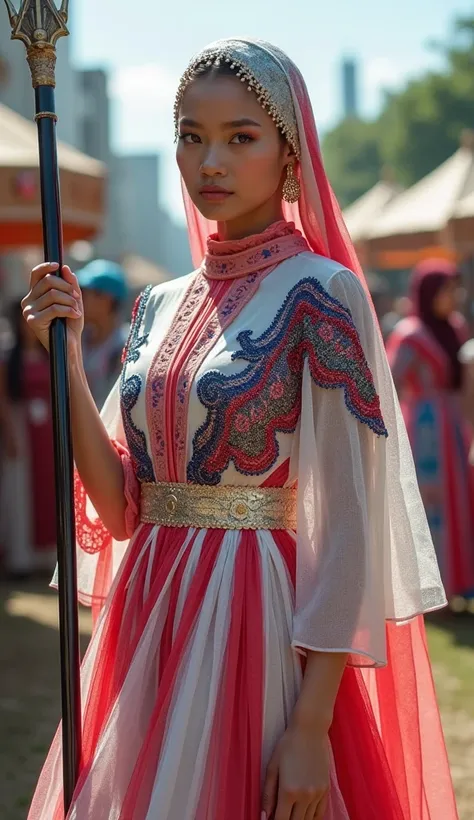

{"left": 120, "top": 286, "right": 155, "bottom": 483}
{"left": 188, "top": 277, "right": 387, "bottom": 486}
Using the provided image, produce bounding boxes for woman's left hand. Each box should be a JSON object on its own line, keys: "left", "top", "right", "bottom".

{"left": 261, "top": 720, "right": 330, "bottom": 820}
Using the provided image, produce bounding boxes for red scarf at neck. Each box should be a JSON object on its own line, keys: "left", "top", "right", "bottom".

{"left": 201, "top": 221, "right": 309, "bottom": 281}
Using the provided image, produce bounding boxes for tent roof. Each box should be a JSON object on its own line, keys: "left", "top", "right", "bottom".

{"left": 454, "top": 187, "right": 474, "bottom": 219}
{"left": 343, "top": 180, "right": 402, "bottom": 242}
{"left": 0, "top": 103, "right": 105, "bottom": 177}
{"left": 369, "top": 143, "right": 474, "bottom": 239}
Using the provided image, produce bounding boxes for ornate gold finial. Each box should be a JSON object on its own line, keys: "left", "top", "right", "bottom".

{"left": 3, "top": 0, "right": 69, "bottom": 88}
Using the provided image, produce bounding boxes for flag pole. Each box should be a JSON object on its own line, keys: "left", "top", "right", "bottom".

{"left": 3, "top": 1, "right": 82, "bottom": 810}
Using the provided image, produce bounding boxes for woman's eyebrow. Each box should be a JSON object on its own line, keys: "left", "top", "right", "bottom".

{"left": 179, "top": 117, "right": 262, "bottom": 129}
{"left": 179, "top": 117, "right": 202, "bottom": 128}
{"left": 221, "top": 118, "right": 262, "bottom": 128}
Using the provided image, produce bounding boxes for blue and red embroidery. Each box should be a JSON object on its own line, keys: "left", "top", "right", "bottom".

{"left": 120, "top": 286, "right": 155, "bottom": 482}
{"left": 121, "top": 285, "right": 152, "bottom": 365}
{"left": 188, "top": 277, "right": 387, "bottom": 486}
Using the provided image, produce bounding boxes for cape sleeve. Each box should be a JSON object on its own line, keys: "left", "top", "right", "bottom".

{"left": 292, "top": 269, "right": 446, "bottom": 668}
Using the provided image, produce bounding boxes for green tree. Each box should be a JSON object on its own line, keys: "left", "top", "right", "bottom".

{"left": 378, "top": 17, "right": 474, "bottom": 184}
{"left": 322, "top": 15, "right": 474, "bottom": 204}
{"left": 443, "top": 15, "right": 474, "bottom": 89}
{"left": 321, "top": 118, "right": 382, "bottom": 208}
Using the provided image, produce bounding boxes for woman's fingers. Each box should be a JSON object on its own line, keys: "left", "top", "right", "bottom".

{"left": 28, "top": 261, "right": 60, "bottom": 288}
{"left": 290, "top": 799, "right": 313, "bottom": 820}
{"left": 312, "top": 792, "right": 328, "bottom": 820}
{"left": 61, "top": 264, "right": 79, "bottom": 289}
{"left": 28, "top": 272, "right": 79, "bottom": 303}
{"left": 274, "top": 788, "right": 327, "bottom": 820}
{"left": 27, "top": 304, "right": 81, "bottom": 327}
{"left": 22, "top": 263, "right": 83, "bottom": 352}
{"left": 26, "top": 264, "right": 80, "bottom": 303}
{"left": 32, "top": 287, "right": 81, "bottom": 315}
{"left": 262, "top": 752, "right": 279, "bottom": 820}
{"left": 274, "top": 790, "right": 296, "bottom": 820}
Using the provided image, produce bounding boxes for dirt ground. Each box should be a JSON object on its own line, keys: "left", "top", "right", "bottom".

{"left": 0, "top": 579, "right": 472, "bottom": 819}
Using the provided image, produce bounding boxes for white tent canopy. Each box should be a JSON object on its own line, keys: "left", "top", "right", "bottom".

{"left": 343, "top": 179, "right": 402, "bottom": 242}
{"left": 369, "top": 141, "right": 474, "bottom": 239}
{"left": 0, "top": 103, "right": 104, "bottom": 177}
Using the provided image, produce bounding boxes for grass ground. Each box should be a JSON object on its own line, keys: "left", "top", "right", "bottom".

{"left": 0, "top": 579, "right": 472, "bottom": 819}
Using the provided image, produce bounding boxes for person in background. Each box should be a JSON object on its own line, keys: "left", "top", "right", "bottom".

{"left": 78, "top": 259, "right": 129, "bottom": 409}
{"left": 380, "top": 295, "right": 412, "bottom": 342}
{"left": 0, "top": 302, "right": 56, "bottom": 577}
{"left": 387, "top": 259, "right": 474, "bottom": 605}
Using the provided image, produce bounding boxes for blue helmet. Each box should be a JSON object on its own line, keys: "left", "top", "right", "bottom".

{"left": 77, "top": 259, "right": 128, "bottom": 303}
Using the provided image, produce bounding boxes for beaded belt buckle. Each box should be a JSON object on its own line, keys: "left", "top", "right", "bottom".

{"left": 140, "top": 482, "right": 297, "bottom": 531}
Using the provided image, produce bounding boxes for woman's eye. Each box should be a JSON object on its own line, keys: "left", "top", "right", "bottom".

{"left": 230, "top": 133, "right": 254, "bottom": 144}
{"left": 179, "top": 133, "right": 201, "bottom": 144}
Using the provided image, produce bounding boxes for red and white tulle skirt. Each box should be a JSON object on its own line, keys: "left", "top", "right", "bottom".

{"left": 28, "top": 524, "right": 457, "bottom": 819}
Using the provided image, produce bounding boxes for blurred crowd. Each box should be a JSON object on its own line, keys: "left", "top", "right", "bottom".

{"left": 378, "top": 260, "right": 474, "bottom": 611}
{"left": 0, "top": 260, "right": 130, "bottom": 579}
{"left": 1, "top": 256, "right": 474, "bottom": 611}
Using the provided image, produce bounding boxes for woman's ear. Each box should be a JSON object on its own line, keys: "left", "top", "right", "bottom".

{"left": 278, "top": 134, "right": 294, "bottom": 162}
{"left": 284, "top": 141, "right": 296, "bottom": 161}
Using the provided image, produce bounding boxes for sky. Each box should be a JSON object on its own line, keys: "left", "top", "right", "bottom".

{"left": 71, "top": 0, "right": 472, "bottom": 220}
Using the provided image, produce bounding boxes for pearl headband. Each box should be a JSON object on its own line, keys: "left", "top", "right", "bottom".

{"left": 174, "top": 38, "right": 301, "bottom": 159}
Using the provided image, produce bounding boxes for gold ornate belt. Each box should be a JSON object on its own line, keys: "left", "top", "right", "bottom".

{"left": 140, "top": 482, "right": 297, "bottom": 530}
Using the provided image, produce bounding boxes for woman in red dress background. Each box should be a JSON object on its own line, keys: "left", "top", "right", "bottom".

{"left": 0, "top": 302, "right": 56, "bottom": 576}
{"left": 387, "top": 261, "right": 474, "bottom": 601}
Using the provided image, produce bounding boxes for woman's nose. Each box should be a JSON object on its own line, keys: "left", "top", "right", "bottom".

{"left": 200, "top": 145, "right": 226, "bottom": 177}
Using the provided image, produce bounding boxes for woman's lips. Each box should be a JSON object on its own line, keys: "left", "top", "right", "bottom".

{"left": 199, "top": 187, "right": 233, "bottom": 202}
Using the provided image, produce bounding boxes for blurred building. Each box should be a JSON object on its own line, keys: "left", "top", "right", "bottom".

{"left": 76, "top": 69, "right": 125, "bottom": 260}
{"left": 76, "top": 73, "right": 191, "bottom": 276}
{"left": 0, "top": 9, "right": 78, "bottom": 147}
{"left": 158, "top": 208, "right": 193, "bottom": 276}
{"left": 79, "top": 70, "right": 110, "bottom": 163}
{"left": 115, "top": 154, "right": 161, "bottom": 263}
{"left": 0, "top": 10, "right": 84, "bottom": 307}
{"left": 111, "top": 154, "right": 192, "bottom": 276}
{"left": 0, "top": 103, "right": 106, "bottom": 302}
{"left": 342, "top": 58, "right": 359, "bottom": 119}
{"left": 0, "top": 9, "right": 191, "bottom": 287}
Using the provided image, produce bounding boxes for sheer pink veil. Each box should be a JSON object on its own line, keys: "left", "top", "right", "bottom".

{"left": 179, "top": 39, "right": 368, "bottom": 299}
{"left": 179, "top": 41, "right": 456, "bottom": 819}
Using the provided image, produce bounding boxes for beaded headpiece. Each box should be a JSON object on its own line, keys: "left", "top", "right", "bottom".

{"left": 174, "top": 38, "right": 301, "bottom": 159}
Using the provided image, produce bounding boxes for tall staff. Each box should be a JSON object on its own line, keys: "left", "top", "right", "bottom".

{"left": 3, "top": 0, "right": 81, "bottom": 810}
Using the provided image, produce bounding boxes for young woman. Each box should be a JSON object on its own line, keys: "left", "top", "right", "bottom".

{"left": 24, "top": 39, "right": 456, "bottom": 820}
{"left": 387, "top": 260, "right": 474, "bottom": 602}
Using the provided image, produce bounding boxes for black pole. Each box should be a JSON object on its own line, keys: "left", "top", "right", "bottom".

{"left": 35, "top": 85, "right": 82, "bottom": 810}
{"left": 3, "top": 1, "right": 82, "bottom": 811}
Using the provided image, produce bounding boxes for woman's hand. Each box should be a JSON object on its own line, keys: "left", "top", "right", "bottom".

{"left": 262, "top": 721, "right": 330, "bottom": 820}
{"left": 21, "top": 263, "right": 83, "bottom": 359}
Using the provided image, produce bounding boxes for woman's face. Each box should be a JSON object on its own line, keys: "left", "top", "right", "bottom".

{"left": 432, "top": 279, "right": 459, "bottom": 319}
{"left": 176, "top": 73, "right": 293, "bottom": 238}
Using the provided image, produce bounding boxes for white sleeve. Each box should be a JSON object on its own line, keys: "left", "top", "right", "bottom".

{"left": 51, "top": 377, "right": 136, "bottom": 610}
{"left": 292, "top": 269, "right": 446, "bottom": 668}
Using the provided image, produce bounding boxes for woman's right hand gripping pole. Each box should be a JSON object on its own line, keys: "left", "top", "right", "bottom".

{"left": 21, "top": 263, "right": 84, "bottom": 360}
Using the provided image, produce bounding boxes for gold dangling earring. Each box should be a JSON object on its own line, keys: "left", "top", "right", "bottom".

{"left": 282, "top": 163, "right": 301, "bottom": 204}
